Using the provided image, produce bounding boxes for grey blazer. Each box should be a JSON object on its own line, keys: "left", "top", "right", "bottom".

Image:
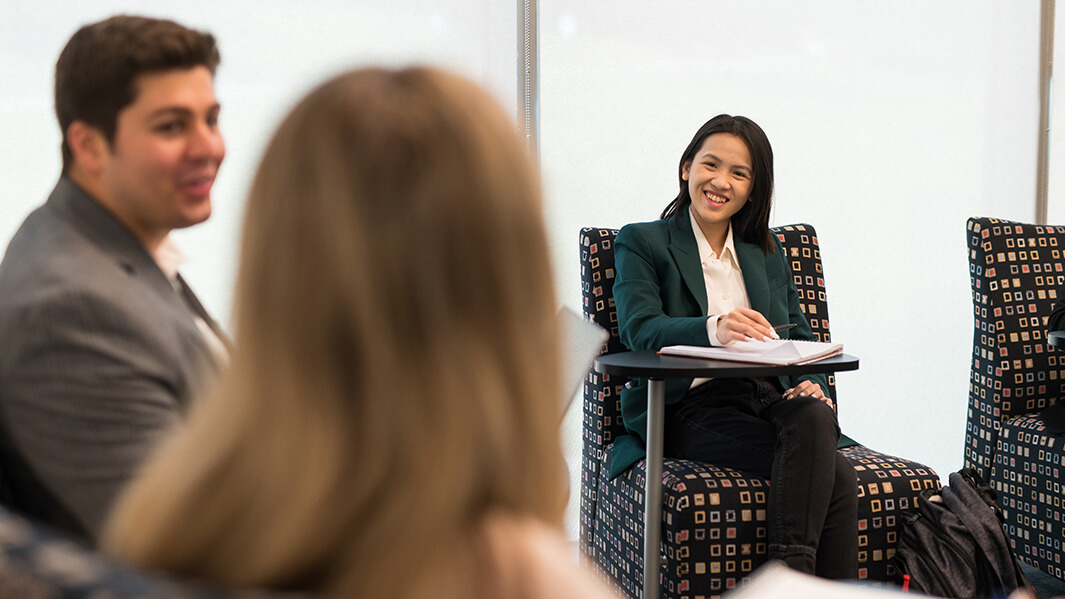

{"left": 0, "top": 177, "right": 225, "bottom": 540}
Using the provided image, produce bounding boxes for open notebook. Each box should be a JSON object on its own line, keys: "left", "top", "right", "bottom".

{"left": 660, "top": 339, "right": 842, "bottom": 366}
{"left": 559, "top": 307, "right": 609, "bottom": 416}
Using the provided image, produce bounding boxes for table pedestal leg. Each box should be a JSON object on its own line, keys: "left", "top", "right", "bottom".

{"left": 644, "top": 378, "right": 664, "bottom": 599}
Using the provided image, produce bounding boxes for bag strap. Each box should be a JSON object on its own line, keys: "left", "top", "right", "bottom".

{"left": 958, "top": 468, "right": 1005, "bottom": 523}
{"left": 941, "top": 471, "right": 1025, "bottom": 591}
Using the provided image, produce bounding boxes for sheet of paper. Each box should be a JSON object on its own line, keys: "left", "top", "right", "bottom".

{"left": 659, "top": 339, "right": 842, "bottom": 366}
{"left": 559, "top": 307, "right": 608, "bottom": 415}
{"left": 726, "top": 562, "right": 907, "bottom": 598}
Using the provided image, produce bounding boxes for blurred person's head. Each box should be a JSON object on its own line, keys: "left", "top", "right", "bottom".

{"left": 56, "top": 15, "right": 223, "bottom": 251}
{"left": 104, "top": 66, "right": 565, "bottom": 599}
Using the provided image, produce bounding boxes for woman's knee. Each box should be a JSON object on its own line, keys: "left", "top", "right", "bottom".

{"left": 834, "top": 452, "right": 859, "bottom": 499}
{"left": 777, "top": 395, "right": 838, "bottom": 438}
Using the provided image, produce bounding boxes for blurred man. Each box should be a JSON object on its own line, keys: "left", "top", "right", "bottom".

{"left": 0, "top": 15, "right": 229, "bottom": 541}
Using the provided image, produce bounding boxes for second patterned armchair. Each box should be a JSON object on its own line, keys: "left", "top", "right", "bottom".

{"left": 964, "top": 216, "right": 1065, "bottom": 586}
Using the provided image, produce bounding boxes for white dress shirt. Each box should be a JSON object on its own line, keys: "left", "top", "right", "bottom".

{"left": 155, "top": 235, "right": 230, "bottom": 367}
{"left": 689, "top": 208, "right": 750, "bottom": 388}
{"left": 689, "top": 207, "right": 751, "bottom": 346}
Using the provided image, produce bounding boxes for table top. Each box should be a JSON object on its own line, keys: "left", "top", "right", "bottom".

{"left": 1050, "top": 331, "right": 1065, "bottom": 349}
{"left": 594, "top": 350, "right": 859, "bottom": 379}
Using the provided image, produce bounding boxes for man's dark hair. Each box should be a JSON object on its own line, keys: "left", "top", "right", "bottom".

{"left": 55, "top": 15, "right": 220, "bottom": 173}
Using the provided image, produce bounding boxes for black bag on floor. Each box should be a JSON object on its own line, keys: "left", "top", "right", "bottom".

{"left": 891, "top": 468, "right": 1032, "bottom": 599}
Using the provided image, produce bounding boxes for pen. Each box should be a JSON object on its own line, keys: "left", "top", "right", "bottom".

{"left": 744, "top": 323, "right": 795, "bottom": 341}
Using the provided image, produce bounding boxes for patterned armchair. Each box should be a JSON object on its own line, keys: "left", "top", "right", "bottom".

{"left": 0, "top": 504, "right": 312, "bottom": 599}
{"left": 964, "top": 216, "right": 1065, "bottom": 584}
{"left": 578, "top": 223, "right": 940, "bottom": 598}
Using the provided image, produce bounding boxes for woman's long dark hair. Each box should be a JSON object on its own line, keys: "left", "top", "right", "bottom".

{"left": 660, "top": 114, "right": 775, "bottom": 254}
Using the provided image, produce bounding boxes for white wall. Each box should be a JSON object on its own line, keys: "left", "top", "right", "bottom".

{"left": 543, "top": 1, "right": 1042, "bottom": 495}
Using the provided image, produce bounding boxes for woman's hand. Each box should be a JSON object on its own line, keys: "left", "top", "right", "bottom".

{"left": 784, "top": 381, "right": 832, "bottom": 408}
{"left": 715, "top": 307, "right": 778, "bottom": 345}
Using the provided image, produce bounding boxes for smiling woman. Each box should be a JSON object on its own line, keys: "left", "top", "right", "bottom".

{"left": 661, "top": 115, "right": 776, "bottom": 256}
{"left": 682, "top": 132, "right": 754, "bottom": 255}
{"left": 611, "top": 114, "right": 857, "bottom": 579}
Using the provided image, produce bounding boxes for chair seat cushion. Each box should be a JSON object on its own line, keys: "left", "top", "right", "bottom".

{"left": 990, "top": 414, "right": 1065, "bottom": 581}
{"left": 840, "top": 445, "right": 940, "bottom": 581}
{"left": 591, "top": 442, "right": 939, "bottom": 597}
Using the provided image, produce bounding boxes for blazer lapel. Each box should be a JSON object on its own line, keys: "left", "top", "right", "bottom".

{"left": 666, "top": 213, "right": 708, "bottom": 316}
{"left": 176, "top": 274, "right": 233, "bottom": 351}
{"left": 52, "top": 177, "right": 218, "bottom": 351}
{"left": 735, "top": 239, "right": 770, "bottom": 316}
{"left": 53, "top": 178, "right": 177, "bottom": 300}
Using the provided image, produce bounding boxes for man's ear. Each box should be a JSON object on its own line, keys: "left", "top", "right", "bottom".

{"left": 66, "top": 121, "right": 109, "bottom": 175}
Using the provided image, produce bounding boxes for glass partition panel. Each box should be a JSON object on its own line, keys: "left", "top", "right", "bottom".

{"left": 1050, "top": 4, "right": 1065, "bottom": 225}
{"left": 544, "top": 1, "right": 1041, "bottom": 509}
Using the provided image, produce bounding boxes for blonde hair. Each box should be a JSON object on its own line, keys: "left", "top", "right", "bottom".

{"left": 103, "top": 67, "right": 566, "bottom": 599}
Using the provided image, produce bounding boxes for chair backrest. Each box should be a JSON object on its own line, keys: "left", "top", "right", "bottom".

{"left": 964, "top": 216, "right": 1065, "bottom": 480}
{"left": 576, "top": 222, "right": 834, "bottom": 558}
{"left": 0, "top": 504, "right": 313, "bottom": 599}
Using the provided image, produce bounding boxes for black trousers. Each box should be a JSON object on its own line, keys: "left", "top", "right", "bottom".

{"left": 664, "top": 377, "right": 858, "bottom": 579}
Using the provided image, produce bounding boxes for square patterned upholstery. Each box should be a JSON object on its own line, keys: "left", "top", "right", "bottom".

{"left": 0, "top": 504, "right": 312, "bottom": 599}
{"left": 579, "top": 224, "right": 940, "bottom": 598}
{"left": 964, "top": 216, "right": 1065, "bottom": 583}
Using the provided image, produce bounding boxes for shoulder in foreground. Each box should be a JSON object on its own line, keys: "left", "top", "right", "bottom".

{"left": 0, "top": 215, "right": 106, "bottom": 293}
{"left": 619, "top": 218, "right": 670, "bottom": 236}
{"left": 482, "top": 515, "right": 615, "bottom": 599}
{"left": 617, "top": 217, "right": 675, "bottom": 248}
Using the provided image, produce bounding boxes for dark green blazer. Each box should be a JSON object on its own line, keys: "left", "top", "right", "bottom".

{"left": 609, "top": 213, "right": 828, "bottom": 478}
